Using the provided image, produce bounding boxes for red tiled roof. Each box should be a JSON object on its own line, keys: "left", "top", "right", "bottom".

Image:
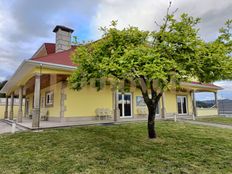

{"left": 189, "top": 81, "right": 222, "bottom": 89}
{"left": 44, "top": 43, "right": 55, "bottom": 54}
{"left": 31, "top": 46, "right": 77, "bottom": 67}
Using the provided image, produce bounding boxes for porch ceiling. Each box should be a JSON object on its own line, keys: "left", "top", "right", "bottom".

{"left": 25, "top": 74, "right": 69, "bottom": 95}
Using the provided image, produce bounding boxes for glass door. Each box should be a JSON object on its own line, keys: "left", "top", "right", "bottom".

{"left": 177, "top": 96, "right": 187, "bottom": 115}
{"left": 118, "top": 93, "right": 132, "bottom": 117}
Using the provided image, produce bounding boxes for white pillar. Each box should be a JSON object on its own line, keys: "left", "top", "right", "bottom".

{"left": 191, "top": 90, "right": 197, "bottom": 118}
{"left": 4, "top": 96, "right": 9, "bottom": 119}
{"left": 9, "top": 93, "right": 14, "bottom": 120}
{"left": 161, "top": 92, "right": 166, "bottom": 119}
{"left": 32, "top": 74, "right": 41, "bottom": 128}
{"left": 214, "top": 92, "right": 219, "bottom": 116}
{"left": 17, "top": 86, "right": 23, "bottom": 123}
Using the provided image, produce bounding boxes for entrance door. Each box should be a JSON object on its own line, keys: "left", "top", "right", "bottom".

{"left": 177, "top": 96, "right": 187, "bottom": 115}
{"left": 118, "top": 93, "right": 132, "bottom": 117}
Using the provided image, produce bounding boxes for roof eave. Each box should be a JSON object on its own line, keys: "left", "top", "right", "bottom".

{"left": 26, "top": 60, "right": 76, "bottom": 71}
{"left": 0, "top": 60, "right": 77, "bottom": 94}
{"left": 180, "top": 82, "right": 223, "bottom": 91}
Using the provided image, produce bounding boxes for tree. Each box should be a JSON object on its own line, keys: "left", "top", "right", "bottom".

{"left": 69, "top": 8, "right": 231, "bottom": 138}
{"left": 0, "top": 80, "right": 7, "bottom": 98}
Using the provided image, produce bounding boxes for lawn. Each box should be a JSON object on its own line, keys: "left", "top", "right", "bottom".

{"left": 197, "top": 116, "right": 232, "bottom": 125}
{"left": 0, "top": 121, "right": 232, "bottom": 174}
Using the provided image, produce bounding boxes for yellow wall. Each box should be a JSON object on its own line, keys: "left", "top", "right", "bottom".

{"left": 197, "top": 108, "right": 218, "bottom": 117}
{"left": 132, "top": 89, "right": 193, "bottom": 116}
{"left": 64, "top": 85, "right": 113, "bottom": 117}
{"left": 165, "top": 91, "right": 178, "bottom": 114}
{"left": 26, "top": 82, "right": 62, "bottom": 117}
{"left": 40, "top": 82, "right": 62, "bottom": 117}
{"left": 24, "top": 80, "right": 220, "bottom": 119}
{"left": 162, "top": 90, "right": 193, "bottom": 115}
{"left": 0, "top": 105, "right": 24, "bottom": 119}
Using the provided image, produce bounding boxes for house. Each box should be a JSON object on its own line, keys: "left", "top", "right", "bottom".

{"left": 0, "top": 25, "right": 222, "bottom": 128}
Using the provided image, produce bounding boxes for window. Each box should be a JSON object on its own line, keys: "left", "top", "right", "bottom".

{"left": 177, "top": 96, "right": 188, "bottom": 115}
{"left": 45, "top": 91, "right": 54, "bottom": 107}
{"left": 136, "top": 96, "right": 160, "bottom": 114}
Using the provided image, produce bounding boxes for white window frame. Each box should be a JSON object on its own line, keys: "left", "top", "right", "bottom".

{"left": 45, "top": 91, "right": 54, "bottom": 107}
{"left": 177, "top": 95, "right": 188, "bottom": 115}
{"left": 118, "top": 92, "right": 133, "bottom": 118}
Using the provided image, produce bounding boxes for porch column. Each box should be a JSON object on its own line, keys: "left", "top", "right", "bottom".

{"left": 9, "top": 92, "right": 14, "bottom": 120}
{"left": 161, "top": 92, "right": 166, "bottom": 119}
{"left": 4, "top": 96, "right": 9, "bottom": 119}
{"left": 214, "top": 92, "right": 219, "bottom": 116}
{"left": 60, "top": 81, "right": 67, "bottom": 122}
{"left": 191, "top": 90, "right": 197, "bottom": 118}
{"left": 113, "top": 91, "right": 118, "bottom": 122}
{"left": 32, "top": 74, "right": 41, "bottom": 128}
{"left": 24, "top": 99, "right": 27, "bottom": 117}
{"left": 17, "top": 86, "right": 23, "bottom": 123}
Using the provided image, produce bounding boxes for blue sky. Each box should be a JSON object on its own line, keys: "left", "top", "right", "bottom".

{"left": 0, "top": 0, "right": 231, "bottom": 99}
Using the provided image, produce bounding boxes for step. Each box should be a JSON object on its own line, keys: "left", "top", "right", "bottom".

{"left": 1, "top": 119, "right": 30, "bottom": 131}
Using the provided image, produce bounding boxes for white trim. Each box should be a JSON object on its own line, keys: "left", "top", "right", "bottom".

{"left": 26, "top": 60, "right": 76, "bottom": 70}
{"left": 118, "top": 92, "right": 133, "bottom": 118}
{"left": 177, "top": 96, "right": 188, "bottom": 115}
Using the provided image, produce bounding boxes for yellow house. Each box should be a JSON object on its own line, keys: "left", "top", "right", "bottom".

{"left": 0, "top": 25, "right": 222, "bottom": 128}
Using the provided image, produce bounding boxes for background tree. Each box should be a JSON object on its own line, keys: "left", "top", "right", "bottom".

{"left": 69, "top": 8, "right": 231, "bottom": 138}
{"left": 0, "top": 80, "right": 7, "bottom": 98}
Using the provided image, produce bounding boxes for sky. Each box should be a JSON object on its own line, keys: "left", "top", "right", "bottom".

{"left": 0, "top": 0, "right": 231, "bottom": 100}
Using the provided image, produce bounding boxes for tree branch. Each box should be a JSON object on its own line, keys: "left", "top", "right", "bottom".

{"left": 150, "top": 80, "right": 156, "bottom": 100}
{"left": 161, "top": 0, "right": 172, "bottom": 33}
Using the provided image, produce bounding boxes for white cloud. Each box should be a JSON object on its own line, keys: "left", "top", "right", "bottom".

{"left": 91, "top": 0, "right": 232, "bottom": 40}
{"left": 215, "top": 81, "right": 232, "bottom": 92}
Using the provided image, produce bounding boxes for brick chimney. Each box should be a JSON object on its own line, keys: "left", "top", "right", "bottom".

{"left": 53, "top": 25, "right": 74, "bottom": 53}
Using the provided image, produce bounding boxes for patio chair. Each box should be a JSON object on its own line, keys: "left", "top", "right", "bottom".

{"left": 40, "top": 108, "right": 48, "bottom": 121}
{"left": 95, "top": 108, "right": 102, "bottom": 120}
{"left": 106, "top": 109, "right": 112, "bottom": 119}
{"left": 28, "top": 111, "right": 33, "bottom": 119}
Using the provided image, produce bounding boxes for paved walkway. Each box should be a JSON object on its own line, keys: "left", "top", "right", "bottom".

{"left": 182, "top": 120, "right": 232, "bottom": 129}
{"left": 0, "top": 121, "right": 20, "bottom": 134}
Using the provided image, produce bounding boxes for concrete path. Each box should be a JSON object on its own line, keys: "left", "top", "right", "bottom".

{"left": 182, "top": 120, "right": 232, "bottom": 129}
{"left": 0, "top": 121, "right": 20, "bottom": 134}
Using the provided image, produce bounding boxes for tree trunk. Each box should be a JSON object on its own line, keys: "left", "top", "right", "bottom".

{"left": 147, "top": 106, "right": 156, "bottom": 139}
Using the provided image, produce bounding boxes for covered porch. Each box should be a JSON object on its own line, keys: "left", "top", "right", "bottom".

{"left": 180, "top": 82, "right": 222, "bottom": 118}
{"left": 0, "top": 60, "right": 76, "bottom": 128}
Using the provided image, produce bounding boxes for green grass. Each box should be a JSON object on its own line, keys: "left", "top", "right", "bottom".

{"left": 197, "top": 116, "right": 232, "bottom": 125}
{"left": 0, "top": 121, "right": 232, "bottom": 174}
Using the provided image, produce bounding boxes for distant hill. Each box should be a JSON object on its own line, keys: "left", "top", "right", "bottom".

{"left": 196, "top": 100, "right": 215, "bottom": 108}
